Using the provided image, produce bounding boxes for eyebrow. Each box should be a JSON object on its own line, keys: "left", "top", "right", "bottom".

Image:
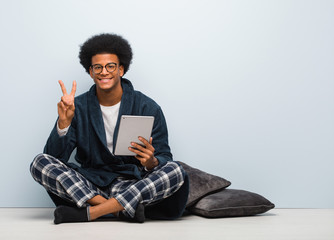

{"left": 92, "top": 62, "right": 117, "bottom": 66}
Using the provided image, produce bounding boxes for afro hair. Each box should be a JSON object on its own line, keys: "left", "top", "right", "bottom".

{"left": 79, "top": 33, "right": 133, "bottom": 74}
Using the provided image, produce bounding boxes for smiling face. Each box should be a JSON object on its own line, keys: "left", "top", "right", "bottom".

{"left": 89, "top": 53, "right": 124, "bottom": 95}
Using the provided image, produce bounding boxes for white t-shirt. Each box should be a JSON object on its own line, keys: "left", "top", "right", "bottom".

{"left": 100, "top": 102, "right": 121, "bottom": 153}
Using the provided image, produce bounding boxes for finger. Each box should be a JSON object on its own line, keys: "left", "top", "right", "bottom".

{"left": 130, "top": 142, "right": 147, "bottom": 153}
{"left": 134, "top": 155, "right": 146, "bottom": 164}
{"left": 70, "top": 81, "right": 77, "bottom": 96}
{"left": 138, "top": 136, "right": 154, "bottom": 151}
{"left": 61, "top": 96, "right": 72, "bottom": 107}
{"left": 131, "top": 141, "right": 155, "bottom": 155}
{"left": 68, "top": 103, "right": 75, "bottom": 111}
{"left": 58, "top": 101, "right": 67, "bottom": 111}
{"left": 58, "top": 80, "right": 68, "bottom": 95}
{"left": 128, "top": 146, "right": 149, "bottom": 158}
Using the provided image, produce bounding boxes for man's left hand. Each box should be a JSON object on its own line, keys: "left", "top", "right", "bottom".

{"left": 129, "top": 137, "right": 158, "bottom": 170}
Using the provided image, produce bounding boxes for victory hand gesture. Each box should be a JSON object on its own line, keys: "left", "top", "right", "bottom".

{"left": 57, "top": 80, "right": 77, "bottom": 129}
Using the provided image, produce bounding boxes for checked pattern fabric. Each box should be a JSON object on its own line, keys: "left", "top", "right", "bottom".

{"left": 30, "top": 153, "right": 185, "bottom": 218}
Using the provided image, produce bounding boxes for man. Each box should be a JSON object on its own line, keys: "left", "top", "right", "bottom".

{"left": 30, "top": 33, "right": 189, "bottom": 224}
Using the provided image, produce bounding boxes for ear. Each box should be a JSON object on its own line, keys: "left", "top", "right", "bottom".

{"left": 119, "top": 65, "right": 124, "bottom": 77}
{"left": 89, "top": 67, "right": 94, "bottom": 78}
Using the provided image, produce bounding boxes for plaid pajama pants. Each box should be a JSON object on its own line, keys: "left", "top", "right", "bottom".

{"left": 30, "top": 153, "right": 185, "bottom": 218}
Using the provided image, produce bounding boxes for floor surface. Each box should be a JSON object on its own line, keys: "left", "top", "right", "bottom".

{"left": 1, "top": 208, "right": 333, "bottom": 240}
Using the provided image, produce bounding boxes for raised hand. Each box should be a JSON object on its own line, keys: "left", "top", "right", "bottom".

{"left": 57, "top": 80, "right": 77, "bottom": 129}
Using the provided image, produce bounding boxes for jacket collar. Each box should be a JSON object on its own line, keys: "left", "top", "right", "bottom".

{"left": 87, "top": 78, "right": 135, "bottom": 152}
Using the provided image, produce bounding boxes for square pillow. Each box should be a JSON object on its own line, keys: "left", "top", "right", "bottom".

{"left": 177, "top": 161, "right": 231, "bottom": 207}
{"left": 189, "top": 189, "right": 275, "bottom": 218}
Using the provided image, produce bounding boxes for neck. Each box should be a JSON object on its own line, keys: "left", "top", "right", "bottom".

{"left": 96, "top": 85, "right": 123, "bottom": 106}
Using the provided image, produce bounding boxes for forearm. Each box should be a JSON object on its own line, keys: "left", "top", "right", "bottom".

{"left": 43, "top": 122, "right": 76, "bottom": 161}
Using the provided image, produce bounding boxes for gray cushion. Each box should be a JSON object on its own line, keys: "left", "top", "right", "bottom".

{"left": 177, "top": 161, "right": 231, "bottom": 207}
{"left": 189, "top": 189, "right": 275, "bottom": 218}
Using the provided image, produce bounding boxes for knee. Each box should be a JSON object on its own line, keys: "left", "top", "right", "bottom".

{"left": 30, "top": 153, "right": 45, "bottom": 179}
{"left": 30, "top": 153, "right": 45, "bottom": 171}
{"left": 165, "top": 161, "right": 186, "bottom": 183}
{"left": 30, "top": 153, "right": 55, "bottom": 181}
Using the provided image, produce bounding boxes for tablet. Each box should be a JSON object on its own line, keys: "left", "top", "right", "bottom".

{"left": 114, "top": 115, "right": 155, "bottom": 156}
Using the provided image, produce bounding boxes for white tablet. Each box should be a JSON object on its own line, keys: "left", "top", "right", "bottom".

{"left": 114, "top": 115, "right": 155, "bottom": 156}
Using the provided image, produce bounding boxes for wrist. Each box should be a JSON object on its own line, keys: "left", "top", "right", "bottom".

{"left": 146, "top": 157, "right": 159, "bottom": 171}
{"left": 58, "top": 119, "right": 71, "bottom": 130}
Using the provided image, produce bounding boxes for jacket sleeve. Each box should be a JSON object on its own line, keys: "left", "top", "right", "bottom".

{"left": 152, "top": 107, "right": 173, "bottom": 166}
{"left": 43, "top": 117, "right": 77, "bottom": 163}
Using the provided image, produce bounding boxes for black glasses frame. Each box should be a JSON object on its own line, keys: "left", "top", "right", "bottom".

{"left": 90, "top": 62, "right": 118, "bottom": 74}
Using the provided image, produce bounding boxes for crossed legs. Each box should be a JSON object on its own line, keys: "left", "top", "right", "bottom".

{"left": 30, "top": 153, "right": 185, "bottom": 224}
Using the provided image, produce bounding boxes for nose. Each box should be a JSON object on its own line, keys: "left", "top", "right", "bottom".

{"left": 101, "top": 66, "right": 109, "bottom": 75}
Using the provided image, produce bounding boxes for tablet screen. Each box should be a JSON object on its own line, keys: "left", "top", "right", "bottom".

{"left": 114, "top": 115, "right": 154, "bottom": 156}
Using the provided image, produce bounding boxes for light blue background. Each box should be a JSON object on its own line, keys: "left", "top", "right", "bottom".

{"left": 0, "top": 0, "right": 333, "bottom": 208}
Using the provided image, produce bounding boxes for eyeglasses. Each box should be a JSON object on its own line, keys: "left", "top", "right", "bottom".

{"left": 91, "top": 63, "right": 118, "bottom": 74}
